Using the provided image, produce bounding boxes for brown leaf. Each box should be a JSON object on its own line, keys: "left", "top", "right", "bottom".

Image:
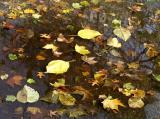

{"left": 81, "top": 56, "right": 97, "bottom": 65}
{"left": 7, "top": 75, "right": 23, "bottom": 87}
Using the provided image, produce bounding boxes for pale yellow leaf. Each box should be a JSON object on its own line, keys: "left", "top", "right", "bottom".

{"left": 107, "top": 38, "right": 121, "bottom": 48}
{"left": 75, "top": 44, "right": 90, "bottom": 55}
{"left": 78, "top": 29, "right": 101, "bottom": 39}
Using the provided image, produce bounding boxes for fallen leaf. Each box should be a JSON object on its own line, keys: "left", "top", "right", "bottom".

{"left": 102, "top": 97, "right": 125, "bottom": 111}
{"left": 16, "top": 85, "right": 39, "bottom": 103}
{"left": 113, "top": 27, "right": 131, "bottom": 41}
{"left": 0, "top": 73, "right": 9, "bottom": 80}
{"left": 46, "top": 60, "right": 70, "bottom": 74}
{"left": 24, "top": 8, "right": 35, "bottom": 14}
{"left": 27, "top": 107, "right": 41, "bottom": 115}
{"left": 73, "top": 86, "right": 93, "bottom": 100}
{"left": 127, "top": 62, "right": 139, "bottom": 69}
{"left": 75, "top": 44, "right": 90, "bottom": 55}
{"left": 6, "top": 95, "right": 16, "bottom": 102}
{"left": 69, "top": 107, "right": 86, "bottom": 118}
{"left": 27, "top": 78, "right": 36, "bottom": 84}
{"left": 128, "top": 97, "right": 144, "bottom": 108}
{"left": 50, "top": 78, "right": 65, "bottom": 88}
{"left": 7, "top": 75, "right": 23, "bottom": 87}
{"left": 59, "top": 91, "right": 76, "bottom": 106}
{"left": 40, "top": 34, "right": 51, "bottom": 39}
{"left": 107, "top": 37, "right": 121, "bottom": 48}
{"left": 81, "top": 56, "right": 97, "bottom": 64}
{"left": 8, "top": 53, "right": 18, "bottom": 61}
{"left": 43, "top": 44, "right": 58, "bottom": 52}
{"left": 78, "top": 29, "right": 101, "bottom": 39}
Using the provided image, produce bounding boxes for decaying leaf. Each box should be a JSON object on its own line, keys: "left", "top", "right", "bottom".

{"left": 46, "top": 60, "right": 70, "bottom": 74}
{"left": 7, "top": 75, "right": 24, "bottom": 87}
{"left": 81, "top": 56, "right": 97, "bottom": 64}
{"left": 113, "top": 27, "right": 131, "bottom": 41}
{"left": 16, "top": 85, "right": 39, "bottom": 103}
{"left": 78, "top": 29, "right": 101, "bottom": 39}
{"left": 75, "top": 44, "right": 90, "bottom": 55}
{"left": 102, "top": 96, "right": 125, "bottom": 111}
{"left": 73, "top": 86, "right": 93, "bottom": 100}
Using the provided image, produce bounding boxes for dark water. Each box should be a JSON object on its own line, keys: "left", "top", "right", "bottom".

{"left": 0, "top": 0, "right": 160, "bottom": 119}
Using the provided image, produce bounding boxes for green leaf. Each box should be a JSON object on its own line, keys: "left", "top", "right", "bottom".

{"left": 72, "top": 3, "right": 82, "bottom": 9}
{"left": 75, "top": 44, "right": 90, "bottom": 55}
{"left": 59, "top": 92, "right": 76, "bottom": 106}
{"left": 153, "top": 74, "right": 160, "bottom": 81}
{"left": 27, "top": 78, "right": 36, "bottom": 84}
{"left": 78, "top": 29, "right": 101, "bottom": 40}
{"left": 50, "top": 78, "right": 65, "bottom": 88}
{"left": 46, "top": 60, "right": 70, "bottom": 74}
{"left": 113, "top": 27, "right": 131, "bottom": 41}
{"left": 8, "top": 53, "right": 18, "bottom": 61}
{"left": 6, "top": 95, "right": 16, "bottom": 102}
{"left": 16, "top": 85, "right": 39, "bottom": 103}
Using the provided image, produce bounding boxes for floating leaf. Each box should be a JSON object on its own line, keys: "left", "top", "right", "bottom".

{"left": 128, "top": 97, "right": 144, "bottom": 108}
{"left": 43, "top": 44, "right": 58, "bottom": 52}
{"left": 72, "top": 3, "right": 82, "bottom": 9}
{"left": 107, "top": 37, "right": 121, "bottom": 48}
{"left": 16, "top": 85, "right": 39, "bottom": 103}
{"left": 6, "top": 95, "right": 16, "bottom": 102}
{"left": 27, "top": 78, "right": 36, "bottom": 84}
{"left": 102, "top": 97, "right": 125, "bottom": 111}
{"left": 46, "top": 60, "right": 70, "bottom": 74}
{"left": 153, "top": 74, "right": 160, "bottom": 82}
{"left": 50, "top": 78, "right": 65, "bottom": 88}
{"left": 59, "top": 92, "right": 76, "bottom": 106}
{"left": 81, "top": 56, "right": 97, "bottom": 64}
{"left": 0, "top": 73, "right": 9, "bottom": 80}
{"left": 8, "top": 53, "right": 18, "bottom": 61}
{"left": 78, "top": 29, "right": 101, "bottom": 39}
{"left": 113, "top": 27, "right": 131, "bottom": 41}
{"left": 75, "top": 44, "right": 90, "bottom": 55}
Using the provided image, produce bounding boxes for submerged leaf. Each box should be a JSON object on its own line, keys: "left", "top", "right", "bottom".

{"left": 78, "top": 29, "right": 101, "bottom": 39}
{"left": 46, "top": 60, "right": 70, "bottom": 74}
{"left": 75, "top": 44, "right": 90, "bottom": 55}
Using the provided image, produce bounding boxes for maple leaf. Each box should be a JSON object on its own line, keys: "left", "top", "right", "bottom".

{"left": 6, "top": 75, "right": 24, "bottom": 87}
{"left": 102, "top": 97, "right": 125, "bottom": 111}
{"left": 36, "top": 72, "right": 45, "bottom": 78}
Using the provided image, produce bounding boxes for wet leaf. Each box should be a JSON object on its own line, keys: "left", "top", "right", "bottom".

{"left": 27, "top": 107, "right": 41, "bottom": 115}
{"left": 72, "top": 3, "right": 82, "bottom": 9}
{"left": 102, "top": 97, "right": 125, "bottom": 111}
{"left": 27, "top": 78, "right": 36, "bottom": 84}
{"left": 107, "top": 37, "right": 122, "bottom": 48}
{"left": 73, "top": 86, "right": 93, "bottom": 100}
{"left": 81, "top": 56, "right": 97, "bottom": 64}
{"left": 7, "top": 75, "right": 23, "bottom": 87}
{"left": 43, "top": 44, "right": 58, "bottom": 52}
{"left": 75, "top": 44, "right": 90, "bottom": 55}
{"left": 153, "top": 74, "right": 160, "bottom": 82}
{"left": 59, "top": 92, "right": 76, "bottom": 106}
{"left": 128, "top": 97, "right": 144, "bottom": 108}
{"left": 46, "top": 60, "right": 70, "bottom": 74}
{"left": 8, "top": 53, "right": 18, "bottom": 61}
{"left": 24, "top": 8, "right": 35, "bottom": 14}
{"left": 16, "top": 85, "right": 39, "bottom": 103}
{"left": 78, "top": 29, "right": 101, "bottom": 40}
{"left": 6, "top": 95, "right": 16, "bottom": 102}
{"left": 50, "top": 78, "right": 65, "bottom": 88}
{"left": 0, "top": 73, "right": 9, "bottom": 80}
{"left": 113, "top": 27, "right": 131, "bottom": 41}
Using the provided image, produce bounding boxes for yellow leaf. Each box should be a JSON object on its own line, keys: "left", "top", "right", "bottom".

{"left": 107, "top": 38, "right": 121, "bottom": 48}
{"left": 128, "top": 97, "right": 144, "bottom": 108}
{"left": 78, "top": 29, "right": 101, "bottom": 39}
{"left": 46, "top": 60, "right": 70, "bottom": 74}
{"left": 113, "top": 27, "right": 131, "bottom": 41}
{"left": 75, "top": 44, "right": 90, "bottom": 55}
{"left": 43, "top": 44, "right": 58, "bottom": 52}
{"left": 24, "top": 8, "right": 35, "bottom": 14}
{"left": 102, "top": 98, "right": 125, "bottom": 111}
